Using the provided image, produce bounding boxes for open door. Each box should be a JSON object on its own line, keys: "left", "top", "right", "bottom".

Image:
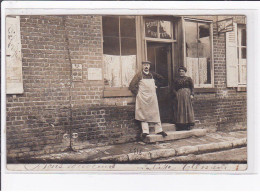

{"left": 147, "top": 42, "right": 173, "bottom": 123}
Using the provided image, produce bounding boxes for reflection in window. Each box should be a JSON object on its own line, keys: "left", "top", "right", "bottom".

{"left": 145, "top": 19, "right": 173, "bottom": 39}
{"left": 185, "top": 20, "right": 211, "bottom": 86}
{"left": 103, "top": 16, "right": 137, "bottom": 87}
{"left": 159, "top": 21, "right": 172, "bottom": 39}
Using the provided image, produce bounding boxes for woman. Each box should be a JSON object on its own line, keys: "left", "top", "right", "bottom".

{"left": 172, "top": 66, "right": 195, "bottom": 131}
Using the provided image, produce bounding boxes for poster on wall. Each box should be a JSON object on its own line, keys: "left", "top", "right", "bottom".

{"left": 6, "top": 16, "right": 23, "bottom": 94}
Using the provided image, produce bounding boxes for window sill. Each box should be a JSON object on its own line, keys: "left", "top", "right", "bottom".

{"left": 103, "top": 87, "right": 134, "bottom": 97}
{"left": 194, "top": 88, "right": 217, "bottom": 93}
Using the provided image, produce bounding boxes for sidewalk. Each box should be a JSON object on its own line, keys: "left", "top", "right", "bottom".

{"left": 18, "top": 130, "right": 247, "bottom": 163}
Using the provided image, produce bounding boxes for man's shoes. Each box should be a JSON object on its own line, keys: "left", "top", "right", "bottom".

{"left": 157, "top": 131, "right": 168, "bottom": 137}
{"left": 141, "top": 133, "right": 149, "bottom": 139}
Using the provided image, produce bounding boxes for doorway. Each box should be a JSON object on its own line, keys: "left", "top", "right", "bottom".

{"left": 146, "top": 42, "right": 173, "bottom": 123}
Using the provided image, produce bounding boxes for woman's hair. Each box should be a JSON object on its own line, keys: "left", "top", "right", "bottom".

{"left": 178, "top": 66, "right": 187, "bottom": 72}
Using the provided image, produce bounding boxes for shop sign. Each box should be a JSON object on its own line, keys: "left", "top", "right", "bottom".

{"left": 217, "top": 18, "right": 233, "bottom": 33}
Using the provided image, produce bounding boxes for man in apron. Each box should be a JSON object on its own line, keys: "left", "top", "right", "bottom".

{"left": 129, "top": 61, "right": 168, "bottom": 139}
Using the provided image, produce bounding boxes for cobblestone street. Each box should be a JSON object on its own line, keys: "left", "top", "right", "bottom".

{"left": 14, "top": 130, "right": 247, "bottom": 164}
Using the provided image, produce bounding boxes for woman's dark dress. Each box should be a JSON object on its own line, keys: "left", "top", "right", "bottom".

{"left": 173, "top": 76, "right": 195, "bottom": 130}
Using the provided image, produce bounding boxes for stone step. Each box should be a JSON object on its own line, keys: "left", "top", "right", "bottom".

{"left": 150, "top": 123, "right": 176, "bottom": 133}
{"left": 143, "top": 128, "right": 207, "bottom": 143}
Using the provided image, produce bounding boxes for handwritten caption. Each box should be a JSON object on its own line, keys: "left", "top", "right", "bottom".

{"left": 16, "top": 163, "right": 247, "bottom": 171}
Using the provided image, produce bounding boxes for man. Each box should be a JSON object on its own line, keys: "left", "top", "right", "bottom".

{"left": 129, "top": 61, "right": 168, "bottom": 139}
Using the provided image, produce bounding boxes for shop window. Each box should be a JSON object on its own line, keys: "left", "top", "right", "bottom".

{"left": 102, "top": 16, "right": 137, "bottom": 87}
{"left": 184, "top": 20, "right": 212, "bottom": 88}
{"left": 226, "top": 23, "right": 247, "bottom": 88}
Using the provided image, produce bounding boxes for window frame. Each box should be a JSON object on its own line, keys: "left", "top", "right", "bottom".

{"left": 183, "top": 17, "right": 214, "bottom": 89}
{"left": 102, "top": 16, "right": 140, "bottom": 97}
{"left": 101, "top": 15, "right": 139, "bottom": 92}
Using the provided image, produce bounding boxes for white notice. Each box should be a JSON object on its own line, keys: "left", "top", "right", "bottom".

{"left": 6, "top": 16, "right": 23, "bottom": 94}
{"left": 88, "top": 68, "right": 102, "bottom": 81}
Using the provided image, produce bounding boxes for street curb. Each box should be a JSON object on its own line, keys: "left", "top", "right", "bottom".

{"left": 96, "top": 138, "right": 247, "bottom": 162}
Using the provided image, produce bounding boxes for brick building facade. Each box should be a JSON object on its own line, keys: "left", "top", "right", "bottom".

{"left": 5, "top": 15, "right": 247, "bottom": 160}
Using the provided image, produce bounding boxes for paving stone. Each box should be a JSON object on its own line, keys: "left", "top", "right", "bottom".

{"left": 149, "top": 149, "right": 176, "bottom": 159}
{"left": 127, "top": 152, "right": 151, "bottom": 161}
{"left": 232, "top": 138, "right": 247, "bottom": 148}
{"left": 99, "top": 154, "right": 129, "bottom": 162}
{"left": 217, "top": 141, "right": 233, "bottom": 150}
{"left": 197, "top": 142, "right": 220, "bottom": 153}
{"left": 175, "top": 146, "right": 199, "bottom": 156}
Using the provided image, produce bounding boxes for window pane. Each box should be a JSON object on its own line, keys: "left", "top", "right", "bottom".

{"left": 121, "top": 37, "right": 136, "bottom": 55}
{"left": 120, "top": 17, "right": 136, "bottom": 38}
{"left": 241, "top": 29, "right": 246, "bottom": 46}
{"left": 198, "top": 23, "right": 211, "bottom": 84}
{"left": 159, "top": 20, "right": 172, "bottom": 39}
{"left": 240, "top": 65, "right": 247, "bottom": 84}
{"left": 145, "top": 19, "right": 158, "bottom": 38}
{"left": 242, "top": 47, "right": 246, "bottom": 59}
{"left": 185, "top": 21, "right": 211, "bottom": 85}
{"left": 185, "top": 21, "right": 198, "bottom": 58}
{"left": 199, "top": 24, "right": 210, "bottom": 38}
{"left": 198, "top": 23, "right": 210, "bottom": 58}
{"left": 103, "top": 37, "right": 120, "bottom": 55}
{"left": 102, "top": 17, "right": 119, "bottom": 37}
{"left": 103, "top": 55, "right": 121, "bottom": 87}
{"left": 121, "top": 55, "right": 136, "bottom": 87}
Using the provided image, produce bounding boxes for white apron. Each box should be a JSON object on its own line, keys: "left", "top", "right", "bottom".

{"left": 135, "top": 74, "right": 161, "bottom": 123}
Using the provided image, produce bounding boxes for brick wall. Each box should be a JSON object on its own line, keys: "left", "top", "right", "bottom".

{"left": 6, "top": 15, "right": 141, "bottom": 161}
{"left": 6, "top": 16, "right": 72, "bottom": 160}
{"left": 6, "top": 15, "right": 247, "bottom": 161}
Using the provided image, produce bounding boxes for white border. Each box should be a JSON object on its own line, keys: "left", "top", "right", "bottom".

{"left": 1, "top": 1, "right": 260, "bottom": 191}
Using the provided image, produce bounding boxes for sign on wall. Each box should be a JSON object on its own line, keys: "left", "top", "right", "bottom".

{"left": 6, "top": 16, "right": 23, "bottom": 94}
{"left": 72, "top": 64, "right": 83, "bottom": 81}
{"left": 88, "top": 68, "right": 102, "bottom": 81}
{"left": 217, "top": 18, "right": 233, "bottom": 34}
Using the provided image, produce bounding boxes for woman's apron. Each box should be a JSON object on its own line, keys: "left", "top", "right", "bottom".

{"left": 135, "top": 73, "right": 161, "bottom": 123}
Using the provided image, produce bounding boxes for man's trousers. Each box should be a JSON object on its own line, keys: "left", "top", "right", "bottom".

{"left": 141, "top": 122, "right": 163, "bottom": 134}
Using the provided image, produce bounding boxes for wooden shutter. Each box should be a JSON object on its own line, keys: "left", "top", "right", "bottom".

{"left": 226, "top": 23, "right": 238, "bottom": 87}
{"left": 6, "top": 16, "right": 23, "bottom": 94}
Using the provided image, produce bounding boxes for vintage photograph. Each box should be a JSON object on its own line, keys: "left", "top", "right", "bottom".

{"left": 5, "top": 14, "right": 247, "bottom": 171}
